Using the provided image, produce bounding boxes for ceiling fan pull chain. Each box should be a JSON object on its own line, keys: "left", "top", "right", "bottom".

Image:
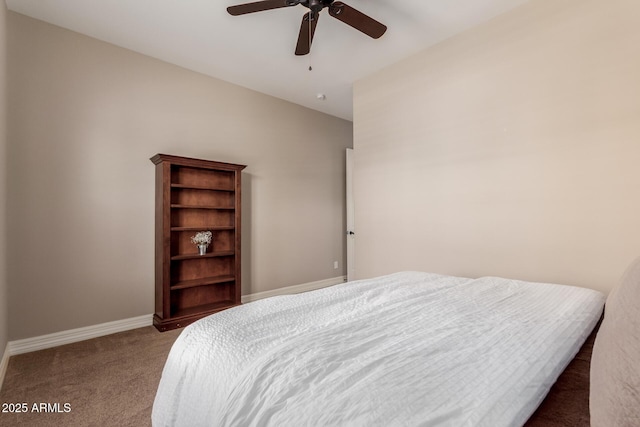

{"left": 308, "top": 9, "right": 313, "bottom": 69}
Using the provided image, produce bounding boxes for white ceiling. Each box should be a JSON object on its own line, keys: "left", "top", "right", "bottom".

{"left": 6, "top": 0, "right": 529, "bottom": 121}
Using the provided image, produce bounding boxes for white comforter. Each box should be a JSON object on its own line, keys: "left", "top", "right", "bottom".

{"left": 152, "top": 272, "right": 605, "bottom": 427}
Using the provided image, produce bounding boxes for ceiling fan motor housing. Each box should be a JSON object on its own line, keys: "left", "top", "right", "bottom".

{"left": 310, "top": 0, "right": 335, "bottom": 12}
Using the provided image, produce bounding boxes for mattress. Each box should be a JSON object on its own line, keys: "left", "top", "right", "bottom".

{"left": 152, "top": 271, "right": 605, "bottom": 427}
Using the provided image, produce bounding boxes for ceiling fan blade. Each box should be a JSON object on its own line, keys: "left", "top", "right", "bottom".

{"left": 295, "top": 11, "right": 319, "bottom": 56}
{"left": 328, "top": 1, "right": 386, "bottom": 39}
{"left": 227, "top": 0, "right": 297, "bottom": 16}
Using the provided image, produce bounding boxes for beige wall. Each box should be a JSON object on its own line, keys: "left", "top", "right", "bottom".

{"left": 7, "top": 12, "right": 352, "bottom": 340}
{"left": 0, "top": 2, "right": 8, "bottom": 353}
{"left": 353, "top": 0, "right": 640, "bottom": 294}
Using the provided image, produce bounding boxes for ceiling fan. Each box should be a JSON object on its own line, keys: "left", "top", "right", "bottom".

{"left": 227, "top": 0, "right": 387, "bottom": 56}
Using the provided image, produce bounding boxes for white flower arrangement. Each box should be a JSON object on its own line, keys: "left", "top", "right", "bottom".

{"left": 190, "top": 231, "right": 213, "bottom": 246}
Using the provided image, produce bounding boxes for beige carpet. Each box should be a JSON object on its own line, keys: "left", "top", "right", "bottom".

{"left": 0, "top": 326, "right": 181, "bottom": 427}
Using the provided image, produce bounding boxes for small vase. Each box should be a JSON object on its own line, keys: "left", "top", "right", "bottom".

{"left": 198, "top": 244, "right": 208, "bottom": 255}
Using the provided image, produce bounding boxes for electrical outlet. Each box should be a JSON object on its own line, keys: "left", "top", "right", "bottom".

{"left": 333, "top": 261, "right": 339, "bottom": 269}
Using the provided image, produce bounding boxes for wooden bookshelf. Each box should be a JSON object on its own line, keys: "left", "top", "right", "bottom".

{"left": 151, "top": 154, "right": 246, "bottom": 331}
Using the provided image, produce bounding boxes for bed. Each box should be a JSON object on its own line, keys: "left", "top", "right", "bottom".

{"left": 152, "top": 271, "right": 605, "bottom": 426}
{"left": 589, "top": 257, "right": 640, "bottom": 427}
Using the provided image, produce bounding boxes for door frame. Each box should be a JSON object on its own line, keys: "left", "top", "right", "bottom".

{"left": 346, "top": 148, "right": 355, "bottom": 281}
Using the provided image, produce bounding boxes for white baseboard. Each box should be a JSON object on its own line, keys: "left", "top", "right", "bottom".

{"left": 7, "top": 314, "right": 153, "bottom": 357}
{"left": 2, "top": 275, "right": 346, "bottom": 362}
{"left": 241, "top": 275, "right": 346, "bottom": 303}
{"left": 0, "top": 342, "right": 9, "bottom": 391}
